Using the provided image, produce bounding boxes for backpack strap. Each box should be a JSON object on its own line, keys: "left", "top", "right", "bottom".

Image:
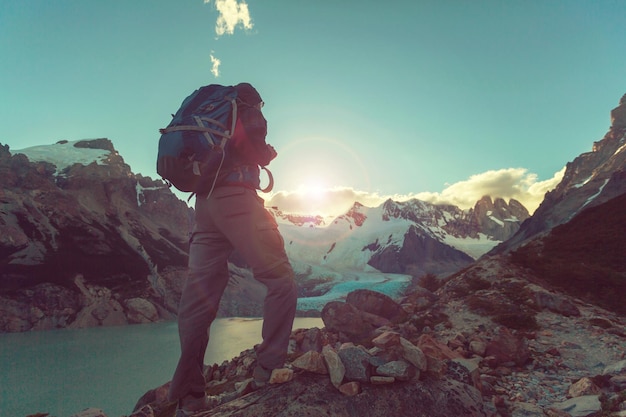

{"left": 259, "top": 166, "right": 274, "bottom": 193}
{"left": 158, "top": 123, "right": 229, "bottom": 137}
{"left": 202, "top": 95, "right": 239, "bottom": 199}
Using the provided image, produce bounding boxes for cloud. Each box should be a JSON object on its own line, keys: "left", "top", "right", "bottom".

{"left": 205, "top": 0, "right": 253, "bottom": 36}
{"left": 266, "top": 167, "right": 565, "bottom": 217}
{"left": 266, "top": 187, "right": 387, "bottom": 217}
{"left": 210, "top": 52, "right": 221, "bottom": 77}
{"left": 415, "top": 167, "right": 565, "bottom": 213}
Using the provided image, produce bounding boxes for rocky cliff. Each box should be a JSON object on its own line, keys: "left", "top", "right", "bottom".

{"left": 0, "top": 139, "right": 192, "bottom": 331}
{"left": 491, "top": 95, "right": 626, "bottom": 254}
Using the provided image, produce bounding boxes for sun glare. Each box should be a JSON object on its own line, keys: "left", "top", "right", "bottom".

{"left": 297, "top": 181, "right": 328, "bottom": 201}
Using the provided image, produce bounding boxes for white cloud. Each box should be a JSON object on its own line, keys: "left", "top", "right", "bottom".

{"left": 210, "top": 53, "right": 221, "bottom": 77}
{"left": 266, "top": 167, "right": 565, "bottom": 217}
{"left": 266, "top": 187, "right": 387, "bottom": 217}
{"left": 205, "top": 0, "right": 253, "bottom": 36}
{"left": 415, "top": 167, "right": 565, "bottom": 213}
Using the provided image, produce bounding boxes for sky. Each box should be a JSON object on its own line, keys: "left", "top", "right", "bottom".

{"left": 1, "top": 0, "right": 626, "bottom": 216}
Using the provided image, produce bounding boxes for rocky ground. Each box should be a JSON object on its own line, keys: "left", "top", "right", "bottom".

{"left": 61, "top": 255, "right": 626, "bottom": 417}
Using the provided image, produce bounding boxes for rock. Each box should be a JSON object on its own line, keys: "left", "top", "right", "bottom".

{"left": 0, "top": 283, "right": 80, "bottom": 332}
{"left": 400, "top": 337, "right": 428, "bottom": 371}
{"left": 534, "top": 290, "right": 581, "bottom": 317}
{"left": 124, "top": 298, "right": 159, "bottom": 324}
{"left": 610, "top": 375, "right": 626, "bottom": 391}
{"left": 338, "top": 344, "right": 372, "bottom": 382}
{"left": 376, "top": 360, "right": 414, "bottom": 381}
{"left": 321, "top": 301, "right": 386, "bottom": 344}
{"left": 292, "top": 350, "right": 328, "bottom": 374}
{"left": 484, "top": 326, "right": 530, "bottom": 366}
{"left": 372, "top": 330, "right": 401, "bottom": 349}
{"left": 322, "top": 345, "right": 346, "bottom": 388}
{"left": 346, "top": 289, "right": 408, "bottom": 323}
{"left": 370, "top": 376, "right": 395, "bottom": 384}
{"left": 611, "top": 97, "right": 626, "bottom": 129}
{"left": 510, "top": 402, "right": 547, "bottom": 417}
{"left": 551, "top": 395, "right": 602, "bottom": 417}
{"left": 338, "top": 381, "right": 361, "bottom": 396}
{"left": 568, "top": 377, "right": 601, "bottom": 398}
{"left": 450, "top": 358, "right": 482, "bottom": 391}
{"left": 603, "top": 359, "right": 626, "bottom": 376}
{"left": 69, "top": 298, "right": 127, "bottom": 329}
{"left": 469, "top": 339, "right": 487, "bottom": 356}
{"left": 297, "top": 327, "right": 324, "bottom": 353}
{"left": 269, "top": 368, "right": 294, "bottom": 384}
{"left": 417, "top": 333, "right": 462, "bottom": 360}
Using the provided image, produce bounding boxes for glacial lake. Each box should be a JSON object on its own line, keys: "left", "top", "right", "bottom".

{"left": 0, "top": 317, "right": 323, "bottom": 417}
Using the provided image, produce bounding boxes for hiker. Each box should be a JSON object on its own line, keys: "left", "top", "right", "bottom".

{"left": 166, "top": 83, "right": 298, "bottom": 415}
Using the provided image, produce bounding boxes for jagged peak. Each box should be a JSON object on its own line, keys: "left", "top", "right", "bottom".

{"left": 610, "top": 93, "right": 626, "bottom": 129}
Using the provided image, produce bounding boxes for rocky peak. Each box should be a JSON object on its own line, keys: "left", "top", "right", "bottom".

{"left": 342, "top": 201, "right": 368, "bottom": 226}
{"left": 0, "top": 139, "right": 192, "bottom": 332}
{"left": 467, "top": 196, "right": 530, "bottom": 241}
{"left": 492, "top": 93, "right": 626, "bottom": 254}
{"left": 611, "top": 92, "right": 626, "bottom": 129}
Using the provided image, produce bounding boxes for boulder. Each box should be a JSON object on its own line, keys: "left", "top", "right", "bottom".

{"left": 551, "top": 395, "right": 602, "bottom": 417}
{"left": 321, "top": 301, "right": 389, "bottom": 344}
{"left": 346, "top": 289, "right": 407, "bottom": 323}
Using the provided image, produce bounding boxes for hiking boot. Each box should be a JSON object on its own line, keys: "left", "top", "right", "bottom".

{"left": 175, "top": 392, "right": 212, "bottom": 417}
{"left": 252, "top": 365, "right": 272, "bottom": 389}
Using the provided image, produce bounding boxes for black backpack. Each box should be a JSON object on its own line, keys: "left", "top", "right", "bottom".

{"left": 157, "top": 84, "right": 241, "bottom": 195}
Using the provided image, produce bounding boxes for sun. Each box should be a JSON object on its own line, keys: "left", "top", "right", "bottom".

{"left": 297, "top": 180, "right": 328, "bottom": 201}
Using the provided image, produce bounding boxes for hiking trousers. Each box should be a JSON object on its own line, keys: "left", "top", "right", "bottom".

{"left": 168, "top": 186, "right": 297, "bottom": 401}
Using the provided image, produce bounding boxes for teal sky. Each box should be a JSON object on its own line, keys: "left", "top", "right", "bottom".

{"left": 1, "top": 0, "right": 625, "bottom": 214}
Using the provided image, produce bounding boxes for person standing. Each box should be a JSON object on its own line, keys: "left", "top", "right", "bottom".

{"left": 167, "top": 83, "right": 298, "bottom": 416}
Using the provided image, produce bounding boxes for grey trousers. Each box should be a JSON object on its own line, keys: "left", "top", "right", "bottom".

{"left": 168, "top": 186, "right": 297, "bottom": 401}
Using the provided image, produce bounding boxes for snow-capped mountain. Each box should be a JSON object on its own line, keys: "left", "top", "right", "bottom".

{"left": 0, "top": 139, "right": 193, "bottom": 332}
{"left": 268, "top": 195, "right": 528, "bottom": 311}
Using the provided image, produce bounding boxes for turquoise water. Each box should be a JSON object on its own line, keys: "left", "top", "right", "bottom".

{"left": 0, "top": 318, "right": 323, "bottom": 417}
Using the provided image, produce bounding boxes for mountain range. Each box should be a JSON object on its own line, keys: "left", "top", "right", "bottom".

{"left": 0, "top": 137, "right": 528, "bottom": 331}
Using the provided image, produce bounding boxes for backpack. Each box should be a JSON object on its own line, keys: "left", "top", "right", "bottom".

{"left": 158, "top": 84, "right": 270, "bottom": 196}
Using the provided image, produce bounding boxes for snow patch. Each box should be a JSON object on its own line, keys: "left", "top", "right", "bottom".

{"left": 488, "top": 215, "right": 504, "bottom": 227}
{"left": 13, "top": 140, "right": 110, "bottom": 175}
{"left": 574, "top": 175, "right": 593, "bottom": 188}
{"left": 135, "top": 182, "right": 161, "bottom": 206}
{"left": 578, "top": 178, "right": 610, "bottom": 212}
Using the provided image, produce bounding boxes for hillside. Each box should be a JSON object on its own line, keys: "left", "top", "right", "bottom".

{"left": 510, "top": 192, "right": 626, "bottom": 315}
